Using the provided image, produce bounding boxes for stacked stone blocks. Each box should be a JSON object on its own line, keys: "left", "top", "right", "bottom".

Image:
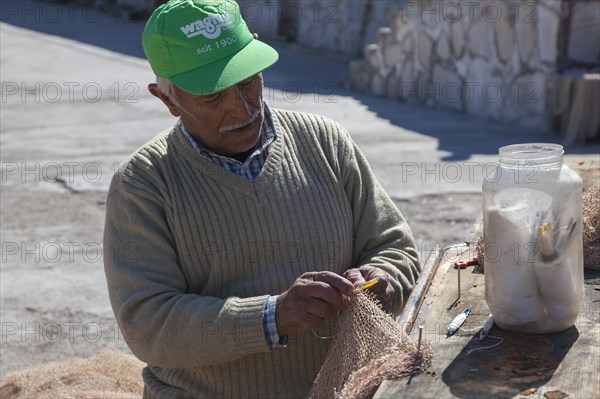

{"left": 349, "top": 0, "right": 599, "bottom": 133}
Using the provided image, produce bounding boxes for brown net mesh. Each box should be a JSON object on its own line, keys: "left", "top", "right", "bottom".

{"left": 476, "top": 236, "right": 485, "bottom": 270}
{"left": 0, "top": 349, "right": 143, "bottom": 399}
{"left": 583, "top": 184, "right": 600, "bottom": 270}
{"left": 308, "top": 291, "right": 432, "bottom": 399}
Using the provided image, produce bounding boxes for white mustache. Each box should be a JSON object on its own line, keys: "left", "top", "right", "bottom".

{"left": 219, "top": 109, "right": 261, "bottom": 133}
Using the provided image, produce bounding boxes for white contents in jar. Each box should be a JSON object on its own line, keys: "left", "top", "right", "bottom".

{"left": 485, "top": 188, "right": 552, "bottom": 331}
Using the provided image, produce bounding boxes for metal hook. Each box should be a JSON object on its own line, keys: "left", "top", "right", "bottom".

{"left": 447, "top": 263, "right": 461, "bottom": 310}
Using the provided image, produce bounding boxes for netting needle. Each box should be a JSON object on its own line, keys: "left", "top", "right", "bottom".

{"left": 357, "top": 279, "right": 378, "bottom": 291}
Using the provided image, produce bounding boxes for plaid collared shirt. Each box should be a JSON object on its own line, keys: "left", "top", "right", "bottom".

{"left": 180, "top": 104, "right": 286, "bottom": 350}
{"left": 264, "top": 296, "right": 288, "bottom": 349}
{"left": 180, "top": 104, "right": 276, "bottom": 181}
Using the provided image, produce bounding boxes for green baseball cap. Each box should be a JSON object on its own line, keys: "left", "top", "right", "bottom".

{"left": 142, "top": 0, "right": 279, "bottom": 95}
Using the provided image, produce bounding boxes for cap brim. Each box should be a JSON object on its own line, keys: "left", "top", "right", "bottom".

{"left": 171, "top": 39, "right": 279, "bottom": 95}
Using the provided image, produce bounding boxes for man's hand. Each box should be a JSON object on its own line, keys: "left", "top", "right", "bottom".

{"left": 343, "top": 268, "right": 394, "bottom": 313}
{"left": 276, "top": 272, "right": 355, "bottom": 336}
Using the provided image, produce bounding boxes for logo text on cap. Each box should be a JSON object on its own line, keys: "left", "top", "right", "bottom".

{"left": 180, "top": 14, "right": 233, "bottom": 40}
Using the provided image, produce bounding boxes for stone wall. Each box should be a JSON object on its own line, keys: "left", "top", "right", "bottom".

{"left": 348, "top": 0, "right": 600, "bottom": 133}
{"left": 237, "top": 0, "right": 281, "bottom": 38}
{"left": 239, "top": 0, "right": 404, "bottom": 57}
{"left": 563, "top": 1, "right": 600, "bottom": 66}
{"left": 295, "top": 0, "right": 403, "bottom": 57}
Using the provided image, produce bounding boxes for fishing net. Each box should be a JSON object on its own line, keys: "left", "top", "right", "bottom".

{"left": 476, "top": 236, "right": 485, "bottom": 270}
{"left": 583, "top": 184, "right": 600, "bottom": 270}
{"left": 308, "top": 291, "right": 433, "bottom": 399}
{"left": 0, "top": 349, "right": 143, "bottom": 399}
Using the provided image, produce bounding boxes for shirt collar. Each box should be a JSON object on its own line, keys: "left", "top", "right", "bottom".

{"left": 179, "top": 103, "right": 276, "bottom": 166}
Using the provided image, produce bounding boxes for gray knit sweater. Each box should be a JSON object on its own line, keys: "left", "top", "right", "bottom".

{"left": 103, "top": 108, "right": 420, "bottom": 398}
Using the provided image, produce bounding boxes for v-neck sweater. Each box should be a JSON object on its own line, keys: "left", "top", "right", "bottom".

{"left": 104, "top": 108, "right": 420, "bottom": 398}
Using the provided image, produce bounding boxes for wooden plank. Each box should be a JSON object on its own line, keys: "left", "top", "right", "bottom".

{"left": 375, "top": 257, "right": 600, "bottom": 399}
{"left": 397, "top": 248, "right": 443, "bottom": 334}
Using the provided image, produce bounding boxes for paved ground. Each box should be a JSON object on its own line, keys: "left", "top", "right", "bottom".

{"left": 1, "top": 1, "right": 599, "bottom": 377}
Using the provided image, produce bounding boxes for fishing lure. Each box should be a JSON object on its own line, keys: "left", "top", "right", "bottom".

{"left": 447, "top": 306, "right": 472, "bottom": 337}
{"left": 538, "top": 220, "right": 577, "bottom": 262}
{"left": 479, "top": 314, "right": 494, "bottom": 341}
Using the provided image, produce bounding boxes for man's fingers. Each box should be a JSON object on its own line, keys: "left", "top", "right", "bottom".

{"left": 277, "top": 272, "right": 355, "bottom": 336}
{"left": 343, "top": 268, "right": 394, "bottom": 312}
{"left": 303, "top": 297, "right": 337, "bottom": 320}
{"left": 298, "top": 280, "right": 345, "bottom": 310}
{"left": 305, "top": 314, "right": 325, "bottom": 331}
{"left": 342, "top": 269, "right": 366, "bottom": 288}
{"left": 304, "top": 271, "right": 355, "bottom": 298}
{"left": 277, "top": 296, "right": 336, "bottom": 335}
{"left": 364, "top": 278, "right": 387, "bottom": 293}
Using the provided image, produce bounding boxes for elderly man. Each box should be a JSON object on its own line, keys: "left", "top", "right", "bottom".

{"left": 103, "top": 0, "right": 420, "bottom": 397}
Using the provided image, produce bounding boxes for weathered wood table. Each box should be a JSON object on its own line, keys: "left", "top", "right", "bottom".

{"left": 374, "top": 162, "right": 599, "bottom": 399}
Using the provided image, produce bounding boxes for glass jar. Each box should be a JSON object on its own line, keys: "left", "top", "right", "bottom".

{"left": 483, "top": 143, "right": 584, "bottom": 333}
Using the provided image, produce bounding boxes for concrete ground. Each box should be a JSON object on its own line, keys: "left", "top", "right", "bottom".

{"left": 1, "top": 1, "right": 599, "bottom": 378}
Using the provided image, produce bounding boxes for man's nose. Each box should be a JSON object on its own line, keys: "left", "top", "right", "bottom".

{"left": 227, "top": 85, "right": 252, "bottom": 117}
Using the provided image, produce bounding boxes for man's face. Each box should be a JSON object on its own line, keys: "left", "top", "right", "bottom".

{"left": 174, "top": 73, "right": 265, "bottom": 156}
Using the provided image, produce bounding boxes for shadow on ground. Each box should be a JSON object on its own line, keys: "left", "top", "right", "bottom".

{"left": 441, "top": 326, "right": 579, "bottom": 399}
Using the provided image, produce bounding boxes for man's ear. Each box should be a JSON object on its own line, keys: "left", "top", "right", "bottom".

{"left": 148, "top": 83, "right": 181, "bottom": 117}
